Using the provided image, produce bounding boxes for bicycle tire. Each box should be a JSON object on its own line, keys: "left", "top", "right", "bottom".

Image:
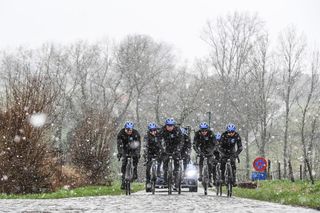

{"left": 126, "top": 180, "right": 131, "bottom": 195}
{"left": 125, "top": 157, "right": 133, "bottom": 196}
{"left": 151, "top": 159, "right": 157, "bottom": 195}
{"left": 152, "top": 180, "right": 155, "bottom": 195}
{"left": 168, "top": 158, "right": 173, "bottom": 195}
{"left": 226, "top": 161, "right": 233, "bottom": 197}
{"left": 202, "top": 157, "right": 209, "bottom": 195}
{"left": 215, "top": 162, "right": 222, "bottom": 196}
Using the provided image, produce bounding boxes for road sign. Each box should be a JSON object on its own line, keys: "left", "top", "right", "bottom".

{"left": 253, "top": 157, "right": 268, "bottom": 172}
{"left": 251, "top": 171, "right": 267, "bottom": 181}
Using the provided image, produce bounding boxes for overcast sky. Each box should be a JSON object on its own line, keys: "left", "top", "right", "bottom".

{"left": 0, "top": 0, "right": 319, "bottom": 62}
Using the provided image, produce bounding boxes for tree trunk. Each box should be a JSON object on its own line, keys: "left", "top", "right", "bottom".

{"left": 135, "top": 92, "right": 141, "bottom": 129}
{"left": 288, "top": 160, "right": 295, "bottom": 182}
{"left": 244, "top": 129, "right": 250, "bottom": 180}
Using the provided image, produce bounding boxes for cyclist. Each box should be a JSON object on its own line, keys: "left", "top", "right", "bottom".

{"left": 159, "top": 118, "right": 183, "bottom": 185}
{"left": 143, "top": 122, "right": 163, "bottom": 189}
{"left": 117, "top": 121, "right": 141, "bottom": 190}
{"left": 219, "top": 123, "right": 243, "bottom": 186}
{"left": 193, "top": 122, "right": 216, "bottom": 187}
{"left": 180, "top": 126, "right": 191, "bottom": 171}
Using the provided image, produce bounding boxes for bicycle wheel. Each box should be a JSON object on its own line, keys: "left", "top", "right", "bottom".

{"left": 177, "top": 162, "right": 182, "bottom": 195}
{"left": 125, "top": 157, "right": 132, "bottom": 196}
{"left": 226, "top": 163, "right": 233, "bottom": 197}
{"left": 168, "top": 158, "right": 173, "bottom": 195}
{"left": 202, "top": 161, "right": 208, "bottom": 195}
{"left": 151, "top": 160, "right": 157, "bottom": 195}
{"left": 126, "top": 180, "right": 131, "bottom": 195}
{"left": 215, "top": 163, "right": 221, "bottom": 196}
{"left": 151, "top": 180, "right": 155, "bottom": 195}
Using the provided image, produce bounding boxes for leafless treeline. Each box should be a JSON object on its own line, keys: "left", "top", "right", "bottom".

{"left": 0, "top": 12, "right": 319, "bottom": 193}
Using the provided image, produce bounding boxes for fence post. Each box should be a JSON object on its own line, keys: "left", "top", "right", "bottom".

{"left": 278, "top": 161, "right": 281, "bottom": 180}
{"left": 267, "top": 159, "right": 271, "bottom": 180}
{"left": 300, "top": 164, "right": 303, "bottom": 180}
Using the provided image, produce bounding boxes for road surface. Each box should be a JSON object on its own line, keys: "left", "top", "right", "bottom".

{"left": 0, "top": 188, "right": 318, "bottom": 212}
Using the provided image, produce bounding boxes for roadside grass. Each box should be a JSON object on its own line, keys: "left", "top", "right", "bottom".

{"left": 233, "top": 180, "right": 320, "bottom": 210}
{"left": 0, "top": 181, "right": 145, "bottom": 199}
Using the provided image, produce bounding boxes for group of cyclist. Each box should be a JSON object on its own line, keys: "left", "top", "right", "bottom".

{"left": 117, "top": 118, "right": 243, "bottom": 190}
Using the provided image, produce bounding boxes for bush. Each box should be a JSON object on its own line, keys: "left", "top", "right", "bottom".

{"left": 69, "top": 109, "right": 114, "bottom": 185}
{"left": 0, "top": 75, "right": 60, "bottom": 194}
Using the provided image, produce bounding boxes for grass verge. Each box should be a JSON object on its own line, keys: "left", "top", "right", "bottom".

{"left": 0, "top": 181, "right": 145, "bottom": 199}
{"left": 233, "top": 180, "right": 320, "bottom": 210}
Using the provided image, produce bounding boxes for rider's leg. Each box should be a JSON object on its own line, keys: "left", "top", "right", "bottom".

{"left": 163, "top": 156, "right": 169, "bottom": 184}
{"left": 133, "top": 156, "right": 139, "bottom": 180}
{"left": 157, "top": 157, "right": 162, "bottom": 177}
{"left": 220, "top": 158, "right": 227, "bottom": 184}
{"left": 198, "top": 156, "right": 204, "bottom": 181}
{"left": 146, "top": 157, "right": 152, "bottom": 183}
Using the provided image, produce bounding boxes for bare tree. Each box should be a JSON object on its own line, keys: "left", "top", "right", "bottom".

{"left": 249, "top": 33, "right": 279, "bottom": 157}
{"left": 114, "top": 35, "right": 174, "bottom": 129}
{"left": 202, "top": 12, "right": 265, "bottom": 179}
{"left": 296, "top": 50, "right": 320, "bottom": 184}
{"left": 278, "top": 26, "right": 306, "bottom": 178}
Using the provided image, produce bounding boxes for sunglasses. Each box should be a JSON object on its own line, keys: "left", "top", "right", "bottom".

{"left": 125, "top": 128, "right": 133, "bottom": 131}
{"left": 150, "top": 129, "right": 157, "bottom": 132}
{"left": 166, "top": 125, "right": 174, "bottom": 127}
{"left": 201, "top": 129, "right": 208, "bottom": 132}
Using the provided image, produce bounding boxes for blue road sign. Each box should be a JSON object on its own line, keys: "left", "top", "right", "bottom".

{"left": 251, "top": 171, "right": 267, "bottom": 181}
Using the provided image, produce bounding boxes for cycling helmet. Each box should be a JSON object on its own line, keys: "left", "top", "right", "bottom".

{"left": 124, "top": 121, "right": 134, "bottom": 129}
{"left": 165, "top": 118, "right": 176, "bottom": 125}
{"left": 148, "top": 122, "right": 158, "bottom": 130}
{"left": 199, "top": 122, "right": 209, "bottom": 130}
{"left": 215, "top": 132, "right": 221, "bottom": 140}
{"left": 226, "top": 123, "right": 236, "bottom": 132}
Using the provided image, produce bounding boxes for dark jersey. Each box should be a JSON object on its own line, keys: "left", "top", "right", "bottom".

{"left": 159, "top": 126, "right": 183, "bottom": 154}
{"left": 220, "top": 131, "right": 243, "bottom": 156}
{"left": 143, "top": 131, "right": 163, "bottom": 157}
{"left": 193, "top": 129, "right": 216, "bottom": 155}
{"left": 117, "top": 128, "right": 141, "bottom": 156}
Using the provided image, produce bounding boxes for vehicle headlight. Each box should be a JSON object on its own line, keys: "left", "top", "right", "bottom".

{"left": 186, "top": 169, "right": 197, "bottom": 178}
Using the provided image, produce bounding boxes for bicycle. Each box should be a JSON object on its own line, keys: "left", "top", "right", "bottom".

{"left": 200, "top": 154, "right": 213, "bottom": 195}
{"left": 225, "top": 158, "right": 233, "bottom": 197}
{"left": 167, "top": 154, "right": 174, "bottom": 195}
{"left": 166, "top": 152, "right": 182, "bottom": 195}
{"left": 124, "top": 155, "right": 134, "bottom": 196}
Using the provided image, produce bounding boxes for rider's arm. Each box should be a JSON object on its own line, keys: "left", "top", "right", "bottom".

{"left": 193, "top": 132, "right": 200, "bottom": 155}
{"left": 143, "top": 135, "right": 149, "bottom": 160}
{"left": 136, "top": 131, "right": 142, "bottom": 157}
{"left": 117, "top": 132, "right": 123, "bottom": 154}
{"left": 235, "top": 134, "right": 243, "bottom": 156}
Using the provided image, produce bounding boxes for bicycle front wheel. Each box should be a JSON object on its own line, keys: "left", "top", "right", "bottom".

{"left": 126, "top": 180, "right": 131, "bottom": 195}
